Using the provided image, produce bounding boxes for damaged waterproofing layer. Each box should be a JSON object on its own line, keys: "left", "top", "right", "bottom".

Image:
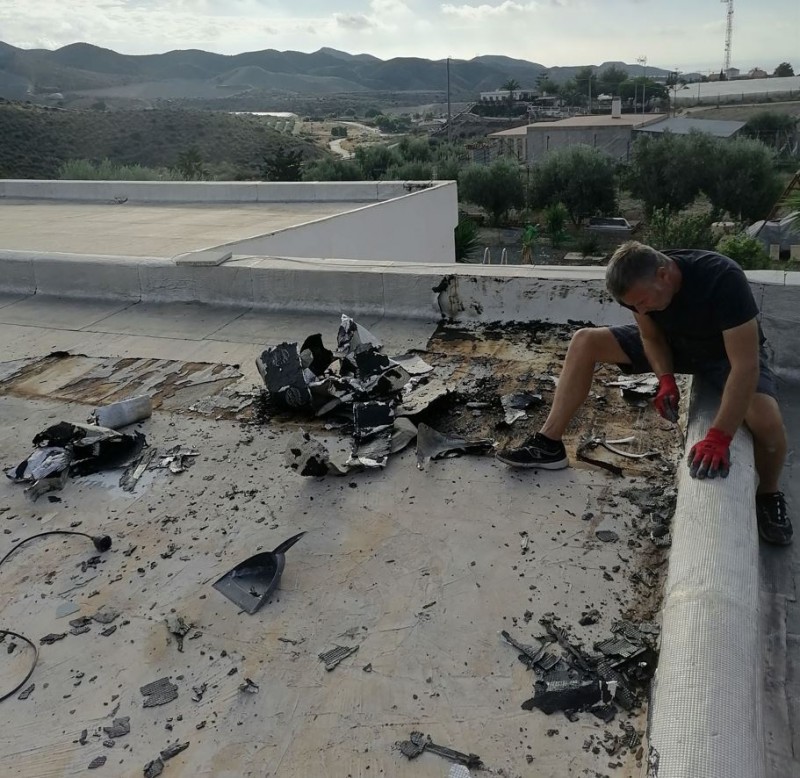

{"left": 263, "top": 315, "right": 493, "bottom": 476}
{"left": 5, "top": 421, "right": 145, "bottom": 500}
{"left": 502, "top": 616, "right": 659, "bottom": 720}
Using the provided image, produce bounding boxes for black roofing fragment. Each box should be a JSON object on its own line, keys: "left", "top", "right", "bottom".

{"left": 103, "top": 717, "right": 130, "bottom": 739}
{"left": 395, "top": 731, "right": 483, "bottom": 769}
{"left": 160, "top": 741, "right": 190, "bottom": 761}
{"left": 18, "top": 683, "right": 35, "bottom": 700}
{"left": 140, "top": 677, "right": 178, "bottom": 708}
{"left": 40, "top": 633, "right": 66, "bottom": 645}
{"left": 256, "top": 342, "right": 312, "bottom": 410}
{"left": 522, "top": 674, "right": 614, "bottom": 715}
{"left": 318, "top": 644, "right": 359, "bottom": 671}
{"left": 88, "top": 756, "right": 107, "bottom": 770}
{"left": 143, "top": 757, "right": 164, "bottom": 778}
{"left": 299, "top": 333, "right": 334, "bottom": 377}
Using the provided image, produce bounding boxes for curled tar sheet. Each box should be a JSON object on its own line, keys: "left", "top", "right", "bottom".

{"left": 389, "top": 418, "right": 417, "bottom": 454}
{"left": 522, "top": 674, "right": 615, "bottom": 715}
{"left": 416, "top": 423, "right": 493, "bottom": 470}
{"left": 395, "top": 732, "right": 483, "bottom": 770}
{"left": 256, "top": 342, "right": 312, "bottom": 410}
{"left": 284, "top": 429, "right": 353, "bottom": 477}
{"left": 391, "top": 353, "right": 434, "bottom": 376}
{"left": 318, "top": 644, "right": 358, "bottom": 671}
{"left": 90, "top": 395, "right": 152, "bottom": 429}
{"left": 397, "top": 378, "right": 451, "bottom": 417}
{"left": 337, "top": 315, "right": 381, "bottom": 355}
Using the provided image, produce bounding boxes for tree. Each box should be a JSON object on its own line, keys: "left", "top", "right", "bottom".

{"left": 529, "top": 145, "right": 617, "bottom": 226}
{"left": 302, "top": 158, "right": 363, "bottom": 181}
{"left": 458, "top": 158, "right": 525, "bottom": 225}
{"left": 354, "top": 144, "right": 402, "bottom": 179}
{"left": 500, "top": 78, "right": 521, "bottom": 111}
{"left": 599, "top": 66, "right": 628, "bottom": 96}
{"left": 625, "top": 132, "right": 706, "bottom": 214}
{"left": 558, "top": 78, "right": 581, "bottom": 106}
{"left": 574, "top": 67, "right": 598, "bottom": 104}
{"left": 397, "top": 136, "right": 433, "bottom": 163}
{"left": 174, "top": 145, "right": 206, "bottom": 180}
{"left": 774, "top": 62, "right": 794, "bottom": 77}
{"left": 383, "top": 160, "right": 433, "bottom": 180}
{"left": 536, "top": 77, "right": 559, "bottom": 96}
{"left": 742, "top": 111, "right": 799, "bottom": 150}
{"left": 619, "top": 77, "right": 668, "bottom": 103}
{"left": 702, "top": 137, "right": 782, "bottom": 222}
{"left": 261, "top": 147, "right": 304, "bottom": 181}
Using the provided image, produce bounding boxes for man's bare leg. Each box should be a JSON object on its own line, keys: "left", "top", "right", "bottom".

{"left": 539, "top": 327, "right": 632, "bottom": 440}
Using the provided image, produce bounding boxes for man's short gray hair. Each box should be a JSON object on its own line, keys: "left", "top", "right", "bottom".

{"left": 606, "top": 241, "right": 669, "bottom": 300}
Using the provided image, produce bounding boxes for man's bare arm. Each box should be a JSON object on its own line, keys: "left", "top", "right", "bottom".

{"left": 633, "top": 312, "right": 674, "bottom": 375}
{"left": 712, "top": 318, "right": 760, "bottom": 436}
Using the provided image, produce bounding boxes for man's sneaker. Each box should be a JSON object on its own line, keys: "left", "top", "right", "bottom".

{"left": 756, "top": 491, "right": 793, "bottom": 546}
{"left": 496, "top": 433, "right": 568, "bottom": 470}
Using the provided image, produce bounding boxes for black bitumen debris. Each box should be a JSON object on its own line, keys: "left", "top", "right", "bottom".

{"left": 238, "top": 678, "right": 259, "bottom": 694}
{"left": 165, "top": 615, "right": 191, "bottom": 652}
{"left": 595, "top": 530, "right": 620, "bottom": 543}
{"left": 102, "top": 717, "right": 130, "bottom": 738}
{"left": 17, "top": 683, "right": 34, "bottom": 700}
{"left": 522, "top": 674, "right": 614, "bottom": 715}
{"left": 318, "top": 644, "right": 359, "bottom": 671}
{"left": 191, "top": 683, "right": 207, "bottom": 703}
{"left": 395, "top": 731, "right": 484, "bottom": 770}
{"left": 160, "top": 742, "right": 190, "bottom": 761}
{"left": 88, "top": 756, "right": 107, "bottom": 770}
{"left": 40, "top": 633, "right": 66, "bottom": 645}
{"left": 91, "top": 606, "right": 119, "bottom": 625}
{"left": 140, "top": 677, "right": 179, "bottom": 708}
{"left": 143, "top": 757, "right": 164, "bottom": 778}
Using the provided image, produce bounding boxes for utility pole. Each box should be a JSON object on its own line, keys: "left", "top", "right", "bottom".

{"left": 636, "top": 56, "right": 647, "bottom": 113}
{"left": 446, "top": 57, "right": 452, "bottom": 143}
{"left": 588, "top": 70, "right": 592, "bottom": 115}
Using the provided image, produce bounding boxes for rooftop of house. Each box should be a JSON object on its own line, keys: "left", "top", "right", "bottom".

{"left": 634, "top": 116, "right": 746, "bottom": 137}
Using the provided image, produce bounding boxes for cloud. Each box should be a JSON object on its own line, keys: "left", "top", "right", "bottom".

{"left": 334, "top": 13, "right": 377, "bottom": 30}
{"left": 441, "top": 1, "right": 538, "bottom": 20}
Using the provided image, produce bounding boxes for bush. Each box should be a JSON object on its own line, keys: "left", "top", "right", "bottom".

{"left": 715, "top": 233, "right": 772, "bottom": 270}
{"left": 529, "top": 145, "right": 617, "bottom": 226}
{"left": 702, "top": 138, "right": 783, "bottom": 222}
{"left": 576, "top": 232, "right": 602, "bottom": 257}
{"left": 354, "top": 144, "right": 402, "bottom": 179}
{"left": 384, "top": 160, "right": 433, "bottom": 180}
{"left": 454, "top": 214, "right": 481, "bottom": 262}
{"left": 302, "top": 158, "right": 363, "bottom": 181}
{"left": 542, "top": 202, "right": 569, "bottom": 246}
{"left": 458, "top": 158, "right": 525, "bottom": 225}
{"left": 397, "top": 136, "right": 433, "bottom": 163}
{"left": 59, "top": 158, "right": 181, "bottom": 181}
{"left": 644, "top": 207, "right": 716, "bottom": 250}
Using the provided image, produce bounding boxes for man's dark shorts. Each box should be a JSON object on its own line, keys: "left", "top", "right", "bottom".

{"left": 609, "top": 323, "right": 779, "bottom": 400}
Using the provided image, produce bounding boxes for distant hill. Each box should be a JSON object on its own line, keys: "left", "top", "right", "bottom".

{"left": 0, "top": 41, "right": 672, "bottom": 103}
{"left": 0, "top": 100, "right": 322, "bottom": 178}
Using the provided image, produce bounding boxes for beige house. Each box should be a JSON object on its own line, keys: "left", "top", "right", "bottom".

{"left": 489, "top": 113, "right": 665, "bottom": 166}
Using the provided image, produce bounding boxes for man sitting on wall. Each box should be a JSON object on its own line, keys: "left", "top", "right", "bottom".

{"left": 496, "top": 240, "right": 793, "bottom": 546}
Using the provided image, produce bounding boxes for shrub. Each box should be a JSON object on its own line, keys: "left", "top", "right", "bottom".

{"left": 644, "top": 208, "right": 716, "bottom": 250}
{"left": 58, "top": 158, "right": 181, "bottom": 181}
{"left": 454, "top": 214, "right": 481, "bottom": 262}
{"left": 354, "top": 144, "right": 402, "bottom": 179}
{"left": 529, "top": 145, "right": 617, "bottom": 226}
{"left": 716, "top": 233, "right": 772, "bottom": 270}
{"left": 542, "top": 202, "right": 569, "bottom": 247}
{"left": 302, "top": 158, "right": 363, "bottom": 181}
{"left": 383, "top": 160, "right": 433, "bottom": 180}
{"left": 576, "top": 232, "right": 602, "bottom": 257}
{"left": 458, "top": 158, "right": 525, "bottom": 225}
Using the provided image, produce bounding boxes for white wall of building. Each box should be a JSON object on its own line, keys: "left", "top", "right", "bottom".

{"left": 218, "top": 182, "right": 458, "bottom": 264}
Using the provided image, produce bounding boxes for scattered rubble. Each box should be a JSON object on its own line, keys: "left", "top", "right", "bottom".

{"left": 103, "top": 717, "right": 131, "bottom": 739}
{"left": 90, "top": 395, "right": 153, "bottom": 429}
{"left": 238, "top": 678, "right": 259, "bottom": 694}
{"left": 160, "top": 741, "right": 190, "bottom": 761}
{"left": 165, "top": 616, "right": 192, "bottom": 652}
{"left": 88, "top": 756, "right": 107, "bottom": 770}
{"left": 143, "top": 756, "right": 164, "bottom": 777}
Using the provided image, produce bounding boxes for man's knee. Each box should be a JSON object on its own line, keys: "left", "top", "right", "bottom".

{"left": 567, "top": 327, "right": 626, "bottom": 365}
{"left": 746, "top": 394, "right": 786, "bottom": 446}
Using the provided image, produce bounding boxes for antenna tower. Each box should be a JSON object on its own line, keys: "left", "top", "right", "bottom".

{"left": 721, "top": 0, "right": 734, "bottom": 72}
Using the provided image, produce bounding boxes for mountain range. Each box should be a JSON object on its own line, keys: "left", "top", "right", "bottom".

{"left": 0, "top": 41, "right": 671, "bottom": 103}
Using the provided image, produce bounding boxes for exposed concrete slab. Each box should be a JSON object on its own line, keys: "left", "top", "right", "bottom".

{"left": 88, "top": 302, "right": 247, "bottom": 341}
{"left": 0, "top": 293, "right": 29, "bottom": 309}
{"left": 0, "top": 307, "right": 672, "bottom": 778}
{"left": 0, "top": 295, "right": 133, "bottom": 331}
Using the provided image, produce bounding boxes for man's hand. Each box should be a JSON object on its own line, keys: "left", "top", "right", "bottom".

{"left": 688, "top": 427, "right": 732, "bottom": 479}
{"left": 654, "top": 374, "right": 679, "bottom": 423}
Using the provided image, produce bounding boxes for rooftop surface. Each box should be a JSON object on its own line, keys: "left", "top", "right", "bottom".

{"left": 635, "top": 117, "right": 746, "bottom": 137}
{"left": 0, "top": 293, "right": 677, "bottom": 778}
{"left": 528, "top": 114, "right": 665, "bottom": 129}
{"left": 0, "top": 200, "right": 366, "bottom": 258}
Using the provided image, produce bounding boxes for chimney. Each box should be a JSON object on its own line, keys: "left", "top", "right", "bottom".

{"left": 611, "top": 97, "right": 622, "bottom": 118}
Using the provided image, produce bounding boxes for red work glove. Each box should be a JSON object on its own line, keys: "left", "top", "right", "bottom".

{"left": 688, "top": 427, "right": 732, "bottom": 479}
{"left": 654, "top": 374, "right": 679, "bottom": 423}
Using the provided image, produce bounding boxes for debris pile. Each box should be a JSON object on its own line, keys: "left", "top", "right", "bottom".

{"left": 502, "top": 615, "right": 659, "bottom": 723}
{"left": 259, "top": 316, "right": 492, "bottom": 475}
{"left": 395, "top": 731, "right": 484, "bottom": 770}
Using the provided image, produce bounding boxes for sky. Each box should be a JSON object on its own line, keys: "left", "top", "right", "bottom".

{"left": 1, "top": 0, "right": 797, "bottom": 74}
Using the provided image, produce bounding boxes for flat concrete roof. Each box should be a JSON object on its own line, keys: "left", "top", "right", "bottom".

{"left": 0, "top": 200, "right": 366, "bottom": 258}
{"left": 634, "top": 116, "right": 746, "bottom": 137}
{"left": 0, "top": 292, "right": 675, "bottom": 777}
{"left": 529, "top": 114, "right": 665, "bottom": 129}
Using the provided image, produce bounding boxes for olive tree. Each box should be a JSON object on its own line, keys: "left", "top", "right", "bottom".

{"left": 458, "top": 158, "right": 525, "bottom": 225}
{"left": 529, "top": 145, "right": 617, "bottom": 225}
